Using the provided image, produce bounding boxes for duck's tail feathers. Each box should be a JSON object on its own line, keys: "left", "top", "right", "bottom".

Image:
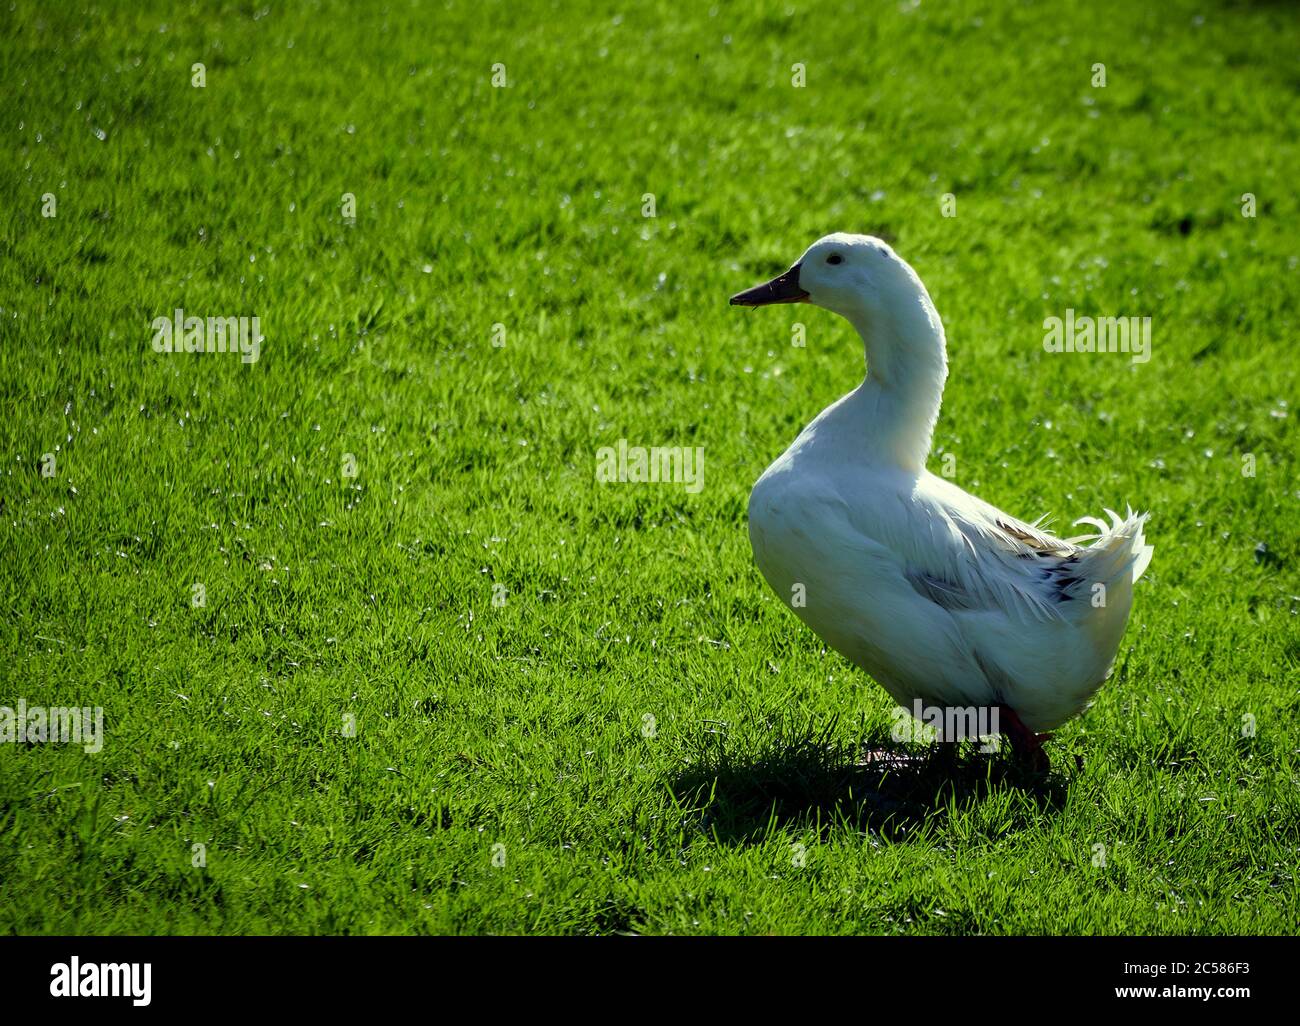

{"left": 1067, "top": 506, "right": 1154, "bottom": 586}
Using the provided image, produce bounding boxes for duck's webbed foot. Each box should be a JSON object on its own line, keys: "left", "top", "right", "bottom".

{"left": 997, "top": 704, "right": 1052, "bottom": 773}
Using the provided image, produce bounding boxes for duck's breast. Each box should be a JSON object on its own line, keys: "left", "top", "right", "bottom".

{"left": 748, "top": 450, "right": 985, "bottom": 709}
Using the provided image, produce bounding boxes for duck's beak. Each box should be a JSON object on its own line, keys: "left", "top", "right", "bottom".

{"left": 729, "top": 263, "right": 809, "bottom": 307}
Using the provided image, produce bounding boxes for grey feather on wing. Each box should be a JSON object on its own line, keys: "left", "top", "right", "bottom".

{"left": 905, "top": 569, "right": 980, "bottom": 612}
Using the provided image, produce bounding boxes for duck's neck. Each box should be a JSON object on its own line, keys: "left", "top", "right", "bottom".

{"left": 845, "top": 292, "right": 948, "bottom": 473}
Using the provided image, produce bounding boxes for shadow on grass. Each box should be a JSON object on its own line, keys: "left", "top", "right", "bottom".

{"left": 670, "top": 717, "right": 1069, "bottom": 845}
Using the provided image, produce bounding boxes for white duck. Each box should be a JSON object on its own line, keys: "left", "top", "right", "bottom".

{"left": 732, "top": 233, "right": 1152, "bottom": 769}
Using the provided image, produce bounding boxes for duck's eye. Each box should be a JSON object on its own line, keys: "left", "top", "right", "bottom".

{"left": 826, "top": 254, "right": 843, "bottom": 265}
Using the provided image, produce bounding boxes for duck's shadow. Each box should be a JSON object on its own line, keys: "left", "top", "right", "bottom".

{"left": 670, "top": 728, "right": 1068, "bottom": 844}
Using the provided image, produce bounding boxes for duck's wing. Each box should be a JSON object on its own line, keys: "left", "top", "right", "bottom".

{"left": 861, "top": 472, "right": 1151, "bottom": 626}
{"left": 846, "top": 472, "right": 1088, "bottom": 624}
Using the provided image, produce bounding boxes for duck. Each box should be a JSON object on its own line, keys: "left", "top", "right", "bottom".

{"left": 731, "top": 233, "right": 1152, "bottom": 770}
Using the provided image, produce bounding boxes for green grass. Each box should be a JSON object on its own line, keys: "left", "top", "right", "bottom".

{"left": 2, "top": 0, "right": 1298, "bottom": 935}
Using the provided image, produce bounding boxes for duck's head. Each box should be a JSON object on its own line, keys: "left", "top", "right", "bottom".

{"left": 731, "top": 233, "right": 947, "bottom": 469}
{"left": 730, "top": 233, "right": 922, "bottom": 323}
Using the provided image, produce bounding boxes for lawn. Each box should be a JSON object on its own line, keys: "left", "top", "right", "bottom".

{"left": 1, "top": 0, "right": 1297, "bottom": 935}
